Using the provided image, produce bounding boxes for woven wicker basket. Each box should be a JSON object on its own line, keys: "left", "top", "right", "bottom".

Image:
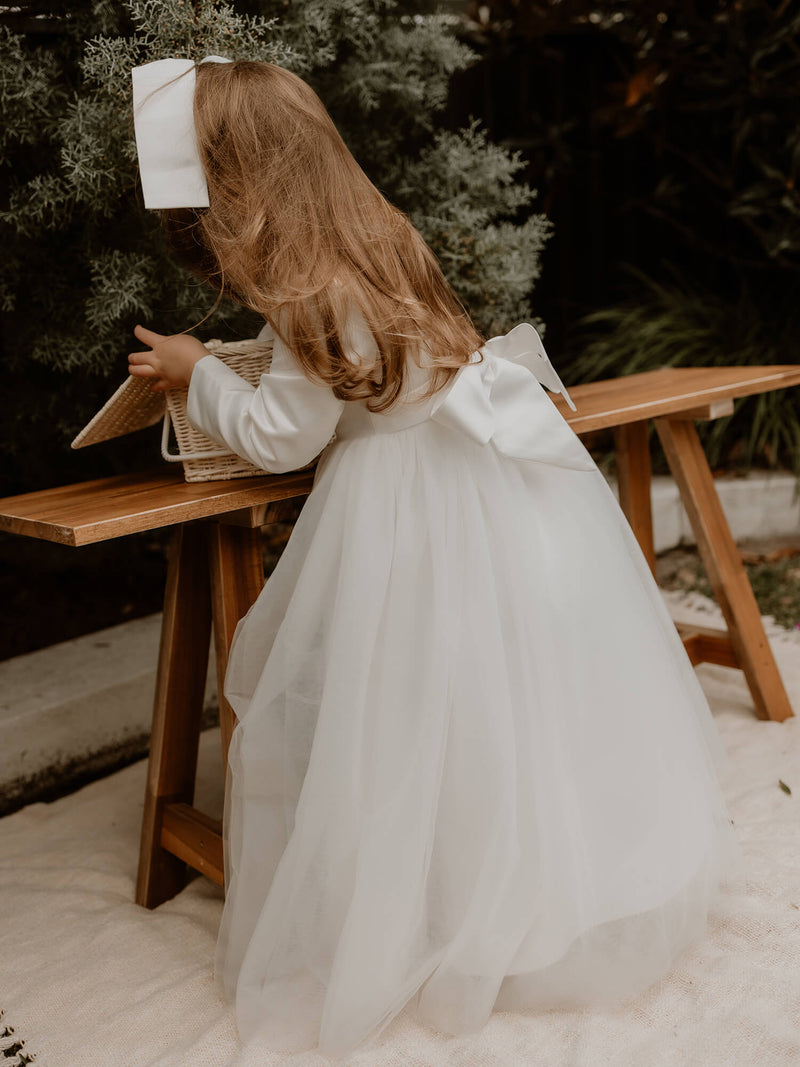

{"left": 162, "top": 337, "right": 273, "bottom": 482}
{"left": 72, "top": 337, "right": 275, "bottom": 483}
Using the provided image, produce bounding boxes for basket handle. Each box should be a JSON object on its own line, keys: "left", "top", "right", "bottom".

{"left": 160, "top": 411, "right": 233, "bottom": 462}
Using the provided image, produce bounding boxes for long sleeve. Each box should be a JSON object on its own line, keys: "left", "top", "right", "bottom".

{"left": 186, "top": 325, "right": 345, "bottom": 475}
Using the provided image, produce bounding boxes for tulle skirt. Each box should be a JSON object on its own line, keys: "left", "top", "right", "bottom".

{"left": 215, "top": 419, "right": 739, "bottom": 1058}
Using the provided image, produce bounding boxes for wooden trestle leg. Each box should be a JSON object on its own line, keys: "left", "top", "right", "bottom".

{"left": 655, "top": 416, "right": 794, "bottom": 722}
{"left": 136, "top": 523, "right": 212, "bottom": 907}
{"left": 613, "top": 420, "right": 656, "bottom": 576}
{"left": 208, "top": 522, "right": 265, "bottom": 777}
{"left": 136, "top": 519, "right": 266, "bottom": 909}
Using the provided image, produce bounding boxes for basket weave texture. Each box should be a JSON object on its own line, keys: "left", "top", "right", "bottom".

{"left": 164, "top": 337, "right": 274, "bottom": 482}
{"left": 71, "top": 337, "right": 275, "bottom": 483}
{"left": 70, "top": 374, "right": 166, "bottom": 450}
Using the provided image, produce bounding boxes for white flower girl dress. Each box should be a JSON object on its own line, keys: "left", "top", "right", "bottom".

{"left": 186, "top": 317, "right": 739, "bottom": 1058}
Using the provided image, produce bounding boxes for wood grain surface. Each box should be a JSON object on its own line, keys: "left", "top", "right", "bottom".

{"left": 613, "top": 420, "right": 656, "bottom": 575}
{"left": 0, "top": 469, "right": 315, "bottom": 545}
{"left": 3, "top": 365, "right": 800, "bottom": 546}
{"left": 554, "top": 364, "right": 800, "bottom": 433}
{"left": 160, "top": 802, "right": 223, "bottom": 888}
{"left": 136, "top": 524, "right": 212, "bottom": 907}
{"left": 208, "top": 523, "right": 265, "bottom": 778}
{"left": 656, "top": 416, "right": 795, "bottom": 722}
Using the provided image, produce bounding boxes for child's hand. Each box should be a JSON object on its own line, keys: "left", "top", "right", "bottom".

{"left": 128, "top": 324, "right": 209, "bottom": 391}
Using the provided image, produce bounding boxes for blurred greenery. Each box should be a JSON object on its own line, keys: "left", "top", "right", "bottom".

{"left": 571, "top": 271, "right": 800, "bottom": 475}
{"left": 564, "top": 0, "right": 800, "bottom": 471}
{"left": 460, "top": 1, "right": 800, "bottom": 472}
{"left": 0, "top": 0, "right": 550, "bottom": 495}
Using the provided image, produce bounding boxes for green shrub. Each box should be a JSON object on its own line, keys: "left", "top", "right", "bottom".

{"left": 572, "top": 272, "right": 800, "bottom": 474}
{"left": 1, "top": 0, "right": 551, "bottom": 493}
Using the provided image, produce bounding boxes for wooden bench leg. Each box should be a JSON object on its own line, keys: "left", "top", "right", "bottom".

{"left": 137, "top": 523, "right": 212, "bottom": 907}
{"left": 655, "top": 417, "right": 794, "bottom": 722}
{"left": 613, "top": 420, "right": 656, "bottom": 576}
{"left": 208, "top": 524, "right": 265, "bottom": 778}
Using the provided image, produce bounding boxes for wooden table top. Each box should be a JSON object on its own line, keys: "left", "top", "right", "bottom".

{"left": 553, "top": 364, "right": 800, "bottom": 433}
{"left": 3, "top": 364, "right": 800, "bottom": 546}
{"left": 0, "top": 469, "right": 315, "bottom": 546}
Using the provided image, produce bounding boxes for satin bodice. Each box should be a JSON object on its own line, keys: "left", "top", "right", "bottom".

{"left": 335, "top": 323, "right": 596, "bottom": 473}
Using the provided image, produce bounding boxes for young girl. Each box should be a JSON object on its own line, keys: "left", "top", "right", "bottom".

{"left": 128, "top": 58, "right": 739, "bottom": 1058}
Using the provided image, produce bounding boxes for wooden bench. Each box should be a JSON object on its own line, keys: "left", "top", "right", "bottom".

{"left": 0, "top": 470, "right": 314, "bottom": 906}
{"left": 1, "top": 363, "right": 798, "bottom": 909}
{"left": 556, "top": 364, "right": 800, "bottom": 726}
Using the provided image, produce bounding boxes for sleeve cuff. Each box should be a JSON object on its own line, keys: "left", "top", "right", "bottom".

{"left": 186, "top": 353, "right": 256, "bottom": 439}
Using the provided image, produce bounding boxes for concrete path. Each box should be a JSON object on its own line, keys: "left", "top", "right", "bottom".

{"left": 0, "top": 613, "right": 217, "bottom": 814}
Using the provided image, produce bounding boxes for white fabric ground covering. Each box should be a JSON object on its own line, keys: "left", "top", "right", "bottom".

{"left": 1, "top": 590, "right": 799, "bottom": 1067}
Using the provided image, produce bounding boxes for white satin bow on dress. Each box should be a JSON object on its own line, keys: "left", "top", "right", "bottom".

{"left": 430, "top": 323, "right": 596, "bottom": 472}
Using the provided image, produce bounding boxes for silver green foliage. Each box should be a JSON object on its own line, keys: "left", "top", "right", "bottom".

{"left": 399, "top": 124, "right": 552, "bottom": 337}
{"left": 1, "top": 0, "right": 550, "bottom": 400}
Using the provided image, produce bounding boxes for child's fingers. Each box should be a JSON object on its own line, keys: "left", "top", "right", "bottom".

{"left": 128, "top": 362, "right": 160, "bottom": 378}
{"left": 129, "top": 351, "right": 160, "bottom": 372}
{"left": 133, "top": 323, "right": 168, "bottom": 347}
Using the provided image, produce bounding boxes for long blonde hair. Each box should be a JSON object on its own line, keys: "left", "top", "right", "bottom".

{"left": 164, "top": 60, "right": 482, "bottom": 411}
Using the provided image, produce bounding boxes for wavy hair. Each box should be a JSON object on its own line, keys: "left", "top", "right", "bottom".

{"left": 163, "top": 60, "right": 482, "bottom": 411}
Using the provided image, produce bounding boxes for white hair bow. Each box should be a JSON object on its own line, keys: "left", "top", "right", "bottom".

{"left": 131, "top": 56, "right": 232, "bottom": 210}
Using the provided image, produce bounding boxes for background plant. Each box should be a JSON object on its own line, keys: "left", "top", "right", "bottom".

{"left": 0, "top": 0, "right": 551, "bottom": 494}
{"left": 568, "top": 0, "right": 800, "bottom": 472}
{"left": 454, "top": 0, "right": 800, "bottom": 472}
